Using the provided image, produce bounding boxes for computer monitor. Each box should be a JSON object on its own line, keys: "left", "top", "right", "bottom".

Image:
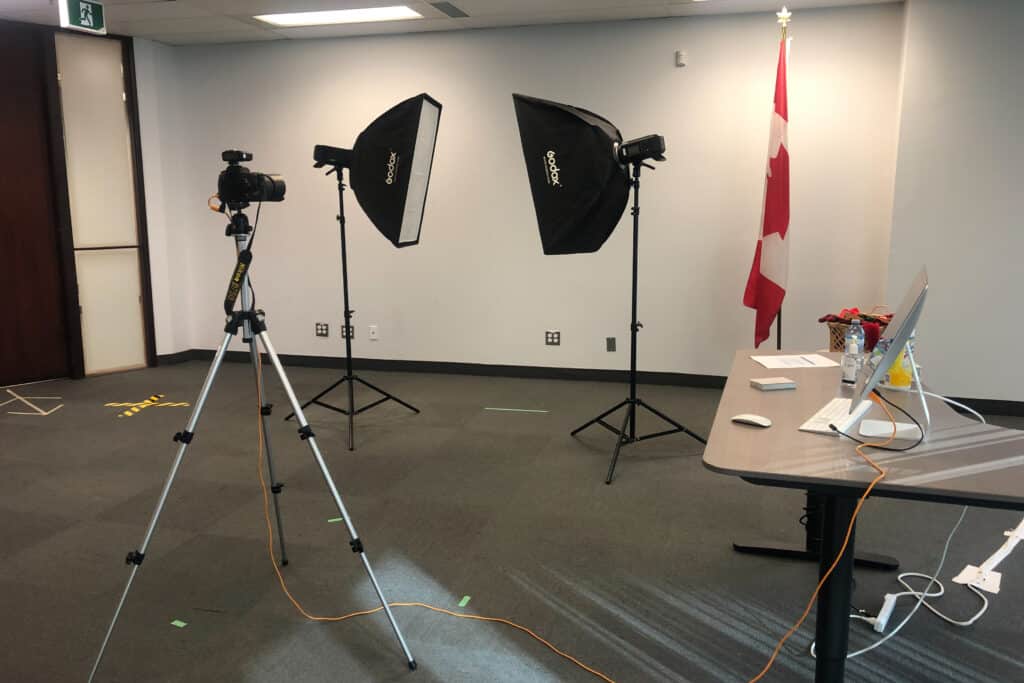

{"left": 850, "top": 267, "right": 929, "bottom": 412}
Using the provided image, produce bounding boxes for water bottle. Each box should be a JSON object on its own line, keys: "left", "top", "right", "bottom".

{"left": 841, "top": 319, "right": 865, "bottom": 384}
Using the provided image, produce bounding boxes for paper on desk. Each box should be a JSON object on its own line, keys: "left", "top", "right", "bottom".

{"left": 751, "top": 354, "right": 839, "bottom": 369}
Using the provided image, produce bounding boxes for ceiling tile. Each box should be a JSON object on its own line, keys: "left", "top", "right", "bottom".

{"left": 108, "top": 15, "right": 265, "bottom": 36}
{"left": 150, "top": 30, "right": 284, "bottom": 45}
{"left": 104, "top": 1, "right": 215, "bottom": 22}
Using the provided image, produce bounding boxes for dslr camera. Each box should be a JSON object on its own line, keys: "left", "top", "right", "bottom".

{"left": 217, "top": 150, "right": 286, "bottom": 209}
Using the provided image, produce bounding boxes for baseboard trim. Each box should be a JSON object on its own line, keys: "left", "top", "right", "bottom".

{"left": 155, "top": 349, "right": 1024, "bottom": 415}
{"left": 157, "top": 349, "right": 726, "bottom": 389}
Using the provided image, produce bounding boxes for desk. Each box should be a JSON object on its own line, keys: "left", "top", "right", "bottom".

{"left": 703, "top": 351, "right": 1024, "bottom": 682}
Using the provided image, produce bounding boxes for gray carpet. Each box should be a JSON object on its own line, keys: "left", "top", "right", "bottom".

{"left": 1, "top": 361, "right": 1022, "bottom": 682}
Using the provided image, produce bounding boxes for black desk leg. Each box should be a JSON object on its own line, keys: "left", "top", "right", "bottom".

{"left": 733, "top": 491, "right": 898, "bottom": 571}
{"left": 815, "top": 494, "right": 857, "bottom": 683}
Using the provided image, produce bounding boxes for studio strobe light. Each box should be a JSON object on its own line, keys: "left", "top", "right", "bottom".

{"left": 513, "top": 94, "right": 706, "bottom": 483}
{"left": 291, "top": 94, "right": 442, "bottom": 449}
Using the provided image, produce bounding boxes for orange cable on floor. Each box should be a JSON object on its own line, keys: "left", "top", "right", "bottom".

{"left": 252, "top": 354, "right": 616, "bottom": 683}
{"left": 748, "top": 394, "right": 898, "bottom": 683}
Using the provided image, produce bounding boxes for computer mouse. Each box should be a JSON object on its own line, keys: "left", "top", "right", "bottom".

{"left": 731, "top": 414, "right": 772, "bottom": 428}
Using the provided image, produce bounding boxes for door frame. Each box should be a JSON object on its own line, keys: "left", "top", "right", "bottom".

{"left": 4, "top": 18, "right": 158, "bottom": 378}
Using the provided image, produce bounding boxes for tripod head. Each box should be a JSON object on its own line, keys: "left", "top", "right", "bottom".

{"left": 225, "top": 209, "right": 252, "bottom": 237}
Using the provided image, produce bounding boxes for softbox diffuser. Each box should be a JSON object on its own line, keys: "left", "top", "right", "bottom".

{"left": 350, "top": 93, "right": 442, "bottom": 247}
{"left": 513, "top": 93, "right": 630, "bottom": 255}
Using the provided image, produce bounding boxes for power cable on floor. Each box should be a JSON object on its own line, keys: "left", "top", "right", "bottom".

{"left": 253, "top": 354, "right": 616, "bottom": 683}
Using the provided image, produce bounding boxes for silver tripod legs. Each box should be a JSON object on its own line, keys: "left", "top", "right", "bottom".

{"left": 249, "top": 337, "right": 289, "bottom": 565}
{"left": 257, "top": 331, "right": 417, "bottom": 670}
{"left": 89, "top": 323, "right": 415, "bottom": 681}
{"left": 88, "top": 332, "right": 234, "bottom": 683}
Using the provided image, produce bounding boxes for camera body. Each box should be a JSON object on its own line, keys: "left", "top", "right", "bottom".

{"left": 218, "top": 150, "right": 286, "bottom": 209}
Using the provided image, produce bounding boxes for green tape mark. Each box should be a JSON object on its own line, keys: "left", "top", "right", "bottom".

{"left": 484, "top": 407, "right": 549, "bottom": 414}
{"left": 170, "top": 619, "right": 188, "bottom": 628}
{"left": 327, "top": 517, "right": 343, "bottom": 523}
{"left": 458, "top": 595, "right": 471, "bottom": 608}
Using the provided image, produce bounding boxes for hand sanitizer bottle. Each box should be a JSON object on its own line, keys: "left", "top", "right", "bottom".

{"left": 841, "top": 319, "right": 865, "bottom": 384}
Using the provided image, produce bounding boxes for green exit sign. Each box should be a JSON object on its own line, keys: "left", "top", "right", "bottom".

{"left": 59, "top": 0, "right": 106, "bottom": 35}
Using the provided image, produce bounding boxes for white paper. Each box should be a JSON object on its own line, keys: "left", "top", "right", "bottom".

{"left": 751, "top": 354, "right": 839, "bottom": 369}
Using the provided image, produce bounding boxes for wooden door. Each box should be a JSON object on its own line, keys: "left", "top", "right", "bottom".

{"left": 0, "top": 22, "right": 70, "bottom": 386}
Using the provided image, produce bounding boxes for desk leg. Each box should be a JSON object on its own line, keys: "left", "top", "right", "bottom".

{"left": 733, "top": 491, "right": 898, "bottom": 571}
{"left": 814, "top": 494, "right": 857, "bottom": 683}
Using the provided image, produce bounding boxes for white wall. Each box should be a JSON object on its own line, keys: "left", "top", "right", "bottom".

{"left": 888, "top": 0, "right": 1024, "bottom": 401}
{"left": 134, "top": 38, "right": 192, "bottom": 355}
{"left": 137, "top": 3, "right": 905, "bottom": 376}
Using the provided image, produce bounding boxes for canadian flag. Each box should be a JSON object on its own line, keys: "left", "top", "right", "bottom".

{"left": 743, "top": 38, "right": 790, "bottom": 348}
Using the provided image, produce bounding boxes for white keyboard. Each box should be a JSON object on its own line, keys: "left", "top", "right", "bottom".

{"left": 800, "top": 397, "right": 872, "bottom": 436}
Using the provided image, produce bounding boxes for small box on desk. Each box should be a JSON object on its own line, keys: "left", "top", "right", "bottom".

{"left": 751, "top": 377, "right": 797, "bottom": 391}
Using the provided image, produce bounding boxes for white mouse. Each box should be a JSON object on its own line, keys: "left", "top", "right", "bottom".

{"left": 731, "top": 414, "right": 772, "bottom": 428}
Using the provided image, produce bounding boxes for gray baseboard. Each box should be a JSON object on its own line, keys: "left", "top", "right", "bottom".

{"left": 155, "top": 349, "right": 1024, "bottom": 416}
{"left": 156, "top": 349, "right": 726, "bottom": 389}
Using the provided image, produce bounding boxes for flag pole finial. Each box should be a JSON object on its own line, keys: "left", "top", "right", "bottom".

{"left": 777, "top": 6, "right": 792, "bottom": 39}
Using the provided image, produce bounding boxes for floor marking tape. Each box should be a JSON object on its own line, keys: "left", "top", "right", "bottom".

{"left": 2, "top": 389, "right": 64, "bottom": 416}
{"left": 170, "top": 619, "right": 188, "bottom": 628}
{"left": 327, "top": 517, "right": 343, "bottom": 523}
{"left": 458, "top": 595, "right": 471, "bottom": 607}
{"left": 483, "top": 407, "right": 549, "bottom": 414}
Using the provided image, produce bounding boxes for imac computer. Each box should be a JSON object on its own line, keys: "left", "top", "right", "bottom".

{"left": 800, "top": 268, "right": 929, "bottom": 437}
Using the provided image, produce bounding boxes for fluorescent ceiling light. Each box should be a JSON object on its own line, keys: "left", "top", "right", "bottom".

{"left": 254, "top": 6, "right": 422, "bottom": 27}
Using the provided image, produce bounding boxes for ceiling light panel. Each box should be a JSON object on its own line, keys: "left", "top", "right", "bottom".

{"left": 254, "top": 6, "right": 422, "bottom": 27}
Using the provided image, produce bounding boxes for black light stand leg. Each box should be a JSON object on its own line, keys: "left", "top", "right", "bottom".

{"left": 570, "top": 399, "right": 630, "bottom": 437}
{"left": 353, "top": 376, "right": 421, "bottom": 414}
{"left": 285, "top": 376, "right": 351, "bottom": 417}
{"left": 605, "top": 408, "right": 632, "bottom": 484}
{"left": 814, "top": 494, "right": 858, "bottom": 683}
{"left": 288, "top": 171, "right": 418, "bottom": 450}
{"left": 570, "top": 162, "right": 706, "bottom": 482}
{"left": 732, "top": 491, "right": 898, "bottom": 571}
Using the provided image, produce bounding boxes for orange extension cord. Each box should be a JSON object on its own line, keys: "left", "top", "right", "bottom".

{"left": 253, "top": 355, "right": 616, "bottom": 683}
{"left": 748, "top": 394, "right": 898, "bottom": 682}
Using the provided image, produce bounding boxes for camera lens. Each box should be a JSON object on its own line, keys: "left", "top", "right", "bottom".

{"left": 257, "top": 174, "right": 286, "bottom": 202}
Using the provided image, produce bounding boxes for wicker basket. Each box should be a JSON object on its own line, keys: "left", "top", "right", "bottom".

{"left": 826, "top": 307, "right": 890, "bottom": 352}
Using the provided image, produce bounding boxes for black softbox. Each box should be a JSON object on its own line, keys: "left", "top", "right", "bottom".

{"left": 513, "top": 93, "right": 630, "bottom": 255}
{"left": 349, "top": 93, "right": 442, "bottom": 247}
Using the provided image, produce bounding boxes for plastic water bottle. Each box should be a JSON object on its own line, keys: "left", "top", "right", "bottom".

{"left": 841, "top": 319, "right": 865, "bottom": 384}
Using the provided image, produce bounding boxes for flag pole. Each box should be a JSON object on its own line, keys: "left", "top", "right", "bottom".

{"left": 774, "top": 6, "right": 791, "bottom": 352}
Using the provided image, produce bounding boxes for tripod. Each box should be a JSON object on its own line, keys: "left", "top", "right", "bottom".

{"left": 89, "top": 211, "right": 416, "bottom": 682}
{"left": 286, "top": 169, "right": 418, "bottom": 450}
{"left": 571, "top": 162, "right": 707, "bottom": 484}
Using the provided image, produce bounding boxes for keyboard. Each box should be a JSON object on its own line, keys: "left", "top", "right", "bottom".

{"left": 799, "top": 397, "right": 872, "bottom": 436}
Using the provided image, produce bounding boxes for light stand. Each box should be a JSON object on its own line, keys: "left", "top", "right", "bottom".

{"left": 570, "top": 162, "right": 707, "bottom": 484}
{"left": 88, "top": 210, "right": 416, "bottom": 681}
{"left": 284, "top": 165, "right": 419, "bottom": 449}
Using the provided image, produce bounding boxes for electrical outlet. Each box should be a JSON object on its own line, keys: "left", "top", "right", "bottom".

{"left": 545, "top": 330, "right": 561, "bottom": 346}
{"left": 341, "top": 324, "right": 354, "bottom": 339}
{"left": 368, "top": 325, "right": 379, "bottom": 341}
{"left": 606, "top": 337, "right": 616, "bottom": 352}
{"left": 315, "top": 322, "right": 329, "bottom": 337}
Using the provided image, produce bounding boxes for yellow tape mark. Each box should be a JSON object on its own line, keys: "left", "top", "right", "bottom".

{"left": 108, "top": 394, "right": 188, "bottom": 418}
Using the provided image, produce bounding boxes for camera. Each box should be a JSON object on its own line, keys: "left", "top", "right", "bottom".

{"left": 217, "top": 150, "right": 286, "bottom": 209}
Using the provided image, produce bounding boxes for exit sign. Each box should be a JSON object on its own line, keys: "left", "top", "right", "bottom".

{"left": 59, "top": 0, "right": 106, "bottom": 35}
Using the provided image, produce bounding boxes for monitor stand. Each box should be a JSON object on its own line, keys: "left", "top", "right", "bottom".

{"left": 859, "top": 343, "right": 931, "bottom": 441}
